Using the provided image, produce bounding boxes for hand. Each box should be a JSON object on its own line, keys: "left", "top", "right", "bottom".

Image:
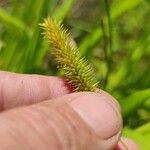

{"left": 0, "top": 71, "right": 139, "bottom": 150}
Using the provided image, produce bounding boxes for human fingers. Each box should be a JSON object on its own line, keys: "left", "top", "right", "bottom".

{"left": 0, "top": 71, "right": 71, "bottom": 111}
{"left": 0, "top": 91, "right": 122, "bottom": 150}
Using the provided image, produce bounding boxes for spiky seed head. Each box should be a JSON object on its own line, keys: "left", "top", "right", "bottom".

{"left": 41, "top": 17, "right": 98, "bottom": 92}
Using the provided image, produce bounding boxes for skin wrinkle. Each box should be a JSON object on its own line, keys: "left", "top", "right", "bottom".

{"left": 36, "top": 103, "right": 81, "bottom": 150}
{"left": 35, "top": 106, "right": 72, "bottom": 150}
{"left": 21, "top": 107, "right": 63, "bottom": 150}
{"left": 0, "top": 107, "right": 62, "bottom": 150}
{"left": 57, "top": 103, "right": 84, "bottom": 150}
{"left": 56, "top": 106, "right": 78, "bottom": 150}
{"left": 26, "top": 104, "right": 76, "bottom": 150}
{"left": 0, "top": 112, "right": 32, "bottom": 150}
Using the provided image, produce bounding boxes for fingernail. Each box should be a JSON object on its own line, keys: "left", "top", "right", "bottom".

{"left": 69, "top": 93, "right": 122, "bottom": 139}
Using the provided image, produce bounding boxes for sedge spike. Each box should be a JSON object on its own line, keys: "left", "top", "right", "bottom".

{"left": 41, "top": 17, "right": 98, "bottom": 92}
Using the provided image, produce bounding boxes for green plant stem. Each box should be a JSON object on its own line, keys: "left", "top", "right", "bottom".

{"left": 103, "top": 0, "right": 113, "bottom": 88}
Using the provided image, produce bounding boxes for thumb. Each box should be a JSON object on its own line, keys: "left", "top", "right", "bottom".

{"left": 0, "top": 91, "right": 122, "bottom": 150}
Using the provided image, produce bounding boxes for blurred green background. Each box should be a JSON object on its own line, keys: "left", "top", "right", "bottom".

{"left": 0, "top": 0, "right": 150, "bottom": 149}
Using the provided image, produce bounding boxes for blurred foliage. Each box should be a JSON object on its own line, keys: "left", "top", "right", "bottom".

{"left": 0, "top": 0, "right": 150, "bottom": 149}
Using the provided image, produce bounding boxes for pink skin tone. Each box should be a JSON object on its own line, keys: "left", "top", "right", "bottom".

{"left": 0, "top": 71, "right": 140, "bottom": 150}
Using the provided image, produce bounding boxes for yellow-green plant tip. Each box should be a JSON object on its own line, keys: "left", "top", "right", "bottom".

{"left": 41, "top": 17, "right": 98, "bottom": 92}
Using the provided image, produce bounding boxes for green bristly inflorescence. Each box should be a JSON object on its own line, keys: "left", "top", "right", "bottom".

{"left": 41, "top": 17, "right": 98, "bottom": 92}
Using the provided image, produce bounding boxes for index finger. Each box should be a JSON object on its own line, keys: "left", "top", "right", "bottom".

{"left": 0, "top": 71, "right": 72, "bottom": 111}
